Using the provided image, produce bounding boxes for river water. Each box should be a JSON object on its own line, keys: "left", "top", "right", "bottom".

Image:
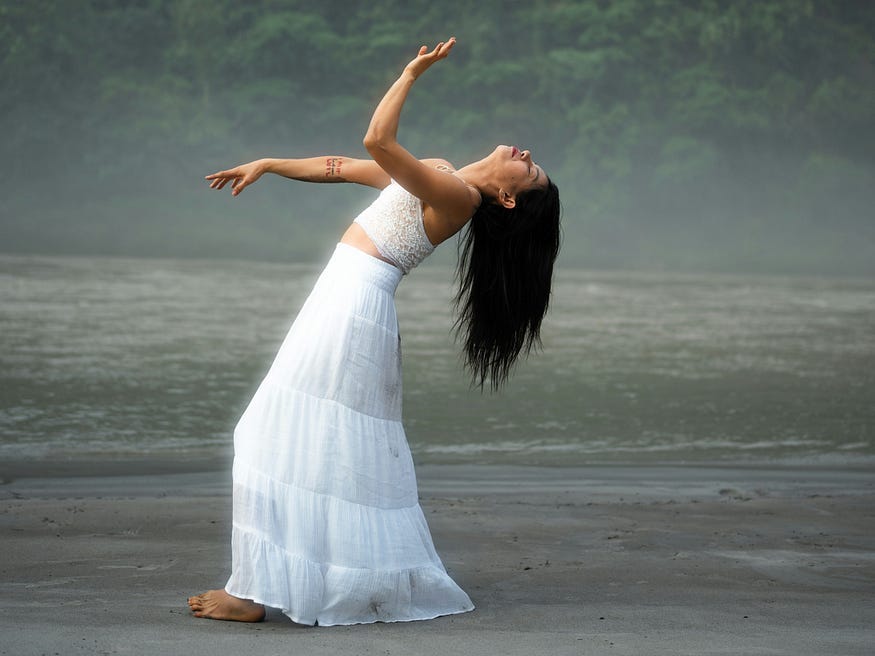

{"left": 1, "top": 253, "right": 873, "bottom": 467}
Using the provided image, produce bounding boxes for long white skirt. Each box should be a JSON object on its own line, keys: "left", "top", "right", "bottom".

{"left": 225, "top": 242, "right": 474, "bottom": 626}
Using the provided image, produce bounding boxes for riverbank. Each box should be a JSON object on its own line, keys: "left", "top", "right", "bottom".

{"left": 1, "top": 464, "right": 873, "bottom": 655}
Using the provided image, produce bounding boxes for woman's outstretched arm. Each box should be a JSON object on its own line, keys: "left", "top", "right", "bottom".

{"left": 363, "top": 38, "right": 478, "bottom": 221}
{"left": 205, "top": 157, "right": 391, "bottom": 196}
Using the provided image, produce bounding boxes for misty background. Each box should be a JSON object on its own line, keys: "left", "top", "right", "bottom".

{"left": 2, "top": 0, "right": 874, "bottom": 275}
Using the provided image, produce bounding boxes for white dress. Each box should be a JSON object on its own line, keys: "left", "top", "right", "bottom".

{"left": 224, "top": 182, "right": 474, "bottom": 626}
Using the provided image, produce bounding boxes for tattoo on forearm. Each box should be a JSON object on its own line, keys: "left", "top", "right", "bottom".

{"left": 325, "top": 157, "right": 343, "bottom": 178}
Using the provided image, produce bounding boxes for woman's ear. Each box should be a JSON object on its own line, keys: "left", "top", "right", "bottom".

{"left": 498, "top": 188, "right": 516, "bottom": 209}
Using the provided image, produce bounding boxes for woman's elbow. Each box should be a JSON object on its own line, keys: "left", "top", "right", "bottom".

{"left": 363, "top": 125, "right": 394, "bottom": 154}
{"left": 363, "top": 133, "right": 385, "bottom": 154}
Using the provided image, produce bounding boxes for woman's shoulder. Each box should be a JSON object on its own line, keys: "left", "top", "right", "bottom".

{"left": 419, "top": 158, "right": 456, "bottom": 172}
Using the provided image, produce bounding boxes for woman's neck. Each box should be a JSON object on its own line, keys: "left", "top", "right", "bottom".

{"left": 455, "top": 159, "right": 498, "bottom": 200}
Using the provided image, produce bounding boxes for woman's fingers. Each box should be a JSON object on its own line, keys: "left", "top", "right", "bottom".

{"left": 421, "top": 37, "right": 454, "bottom": 60}
{"left": 231, "top": 178, "right": 248, "bottom": 195}
{"left": 436, "top": 37, "right": 455, "bottom": 57}
{"left": 231, "top": 174, "right": 254, "bottom": 195}
{"left": 406, "top": 37, "right": 455, "bottom": 77}
{"left": 205, "top": 167, "right": 248, "bottom": 193}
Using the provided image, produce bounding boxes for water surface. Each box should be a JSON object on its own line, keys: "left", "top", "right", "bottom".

{"left": 1, "top": 254, "right": 873, "bottom": 466}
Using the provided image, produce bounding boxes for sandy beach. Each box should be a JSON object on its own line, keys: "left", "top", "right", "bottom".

{"left": 1, "top": 462, "right": 873, "bottom": 655}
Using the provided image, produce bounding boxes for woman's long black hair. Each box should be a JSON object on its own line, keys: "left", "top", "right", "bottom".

{"left": 453, "top": 179, "right": 561, "bottom": 390}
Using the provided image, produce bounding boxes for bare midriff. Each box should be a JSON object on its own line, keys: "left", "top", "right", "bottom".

{"left": 339, "top": 223, "right": 398, "bottom": 267}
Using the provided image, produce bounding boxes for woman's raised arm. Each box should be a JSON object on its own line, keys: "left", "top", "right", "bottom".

{"left": 363, "top": 38, "right": 479, "bottom": 222}
{"left": 205, "top": 157, "right": 391, "bottom": 196}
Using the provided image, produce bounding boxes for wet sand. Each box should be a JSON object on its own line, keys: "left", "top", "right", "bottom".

{"left": 1, "top": 463, "right": 873, "bottom": 655}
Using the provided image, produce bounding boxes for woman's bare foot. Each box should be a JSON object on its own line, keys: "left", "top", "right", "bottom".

{"left": 187, "top": 589, "right": 265, "bottom": 622}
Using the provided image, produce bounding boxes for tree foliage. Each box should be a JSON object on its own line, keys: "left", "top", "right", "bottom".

{"left": 2, "top": 0, "right": 873, "bottom": 273}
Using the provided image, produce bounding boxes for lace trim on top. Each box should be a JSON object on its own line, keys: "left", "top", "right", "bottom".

{"left": 353, "top": 181, "right": 435, "bottom": 275}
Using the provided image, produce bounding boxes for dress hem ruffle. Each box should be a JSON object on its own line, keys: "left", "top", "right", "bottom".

{"left": 226, "top": 524, "right": 474, "bottom": 626}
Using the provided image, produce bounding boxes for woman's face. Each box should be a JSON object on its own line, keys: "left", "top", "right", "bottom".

{"left": 489, "top": 145, "right": 547, "bottom": 207}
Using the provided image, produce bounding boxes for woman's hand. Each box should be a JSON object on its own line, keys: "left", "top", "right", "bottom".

{"left": 205, "top": 159, "right": 267, "bottom": 196}
{"left": 403, "top": 37, "right": 455, "bottom": 79}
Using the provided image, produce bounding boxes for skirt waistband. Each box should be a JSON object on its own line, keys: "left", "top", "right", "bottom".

{"left": 326, "top": 243, "right": 404, "bottom": 293}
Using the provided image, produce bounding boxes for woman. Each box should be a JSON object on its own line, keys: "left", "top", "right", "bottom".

{"left": 188, "top": 37, "right": 560, "bottom": 625}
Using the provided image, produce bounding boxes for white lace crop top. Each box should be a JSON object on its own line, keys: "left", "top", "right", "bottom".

{"left": 353, "top": 181, "right": 435, "bottom": 274}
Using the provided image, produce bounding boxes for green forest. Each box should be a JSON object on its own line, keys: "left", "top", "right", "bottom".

{"left": 2, "top": 0, "right": 874, "bottom": 274}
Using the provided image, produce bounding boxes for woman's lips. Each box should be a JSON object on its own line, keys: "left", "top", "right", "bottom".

{"left": 511, "top": 145, "right": 520, "bottom": 158}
